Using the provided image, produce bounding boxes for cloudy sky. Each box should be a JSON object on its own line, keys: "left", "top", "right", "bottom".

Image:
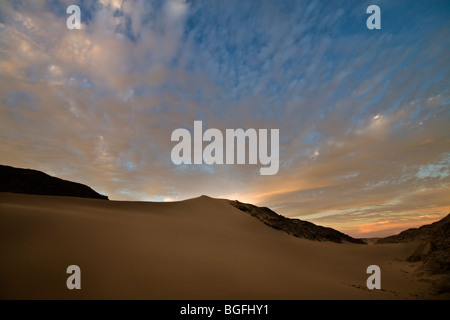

{"left": 1, "top": 0, "right": 449, "bottom": 237}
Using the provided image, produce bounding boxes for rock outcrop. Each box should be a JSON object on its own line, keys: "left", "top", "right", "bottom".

{"left": 378, "top": 214, "right": 450, "bottom": 276}
{"left": 0, "top": 165, "right": 108, "bottom": 200}
{"left": 229, "top": 200, "right": 365, "bottom": 244}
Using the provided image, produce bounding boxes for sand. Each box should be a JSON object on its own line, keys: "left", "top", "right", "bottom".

{"left": 0, "top": 192, "right": 447, "bottom": 299}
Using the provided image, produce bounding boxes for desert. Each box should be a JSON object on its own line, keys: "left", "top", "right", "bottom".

{"left": 1, "top": 190, "right": 448, "bottom": 299}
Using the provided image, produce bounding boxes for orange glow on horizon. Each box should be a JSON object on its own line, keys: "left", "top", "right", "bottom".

{"left": 351, "top": 207, "right": 449, "bottom": 237}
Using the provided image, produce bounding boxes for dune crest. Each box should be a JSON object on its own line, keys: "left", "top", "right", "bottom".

{"left": 1, "top": 192, "right": 448, "bottom": 299}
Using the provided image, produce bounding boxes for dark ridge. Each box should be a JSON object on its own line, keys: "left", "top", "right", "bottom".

{"left": 229, "top": 200, "right": 365, "bottom": 244}
{"left": 0, "top": 165, "right": 108, "bottom": 200}
{"left": 377, "top": 214, "right": 450, "bottom": 276}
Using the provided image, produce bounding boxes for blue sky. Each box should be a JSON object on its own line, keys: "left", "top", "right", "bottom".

{"left": 1, "top": 0, "right": 449, "bottom": 237}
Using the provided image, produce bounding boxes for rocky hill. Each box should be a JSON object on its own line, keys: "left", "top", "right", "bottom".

{"left": 229, "top": 200, "right": 365, "bottom": 244}
{"left": 0, "top": 165, "right": 108, "bottom": 200}
{"left": 378, "top": 214, "right": 450, "bottom": 276}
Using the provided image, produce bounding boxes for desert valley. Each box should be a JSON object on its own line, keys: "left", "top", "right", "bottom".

{"left": 1, "top": 165, "right": 448, "bottom": 300}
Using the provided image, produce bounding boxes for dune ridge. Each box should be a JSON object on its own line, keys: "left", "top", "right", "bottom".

{"left": 1, "top": 192, "right": 449, "bottom": 299}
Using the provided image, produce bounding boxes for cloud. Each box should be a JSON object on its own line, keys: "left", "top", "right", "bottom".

{"left": 0, "top": 0, "right": 449, "bottom": 237}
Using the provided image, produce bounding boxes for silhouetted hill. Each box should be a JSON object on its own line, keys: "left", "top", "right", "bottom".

{"left": 229, "top": 200, "right": 365, "bottom": 244}
{"left": 0, "top": 165, "right": 108, "bottom": 200}
{"left": 378, "top": 214, "right": 450, "bottom": 276}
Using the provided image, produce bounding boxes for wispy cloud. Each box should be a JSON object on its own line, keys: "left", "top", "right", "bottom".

{"left": 1, "top": 0, "right": 449, "bottom": 237}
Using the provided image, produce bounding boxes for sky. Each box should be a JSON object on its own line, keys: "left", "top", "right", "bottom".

{"left": 1, "top": 0, "right": 449, "bottom": 238}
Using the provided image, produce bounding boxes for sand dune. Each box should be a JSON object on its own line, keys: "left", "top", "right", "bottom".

{"left": 0, "top": 192, "right": 448, "bottom": 299}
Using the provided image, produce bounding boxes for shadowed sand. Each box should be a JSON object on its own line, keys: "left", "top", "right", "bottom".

{"left": 0, "top": 192, "right": 447, "bottom": 299}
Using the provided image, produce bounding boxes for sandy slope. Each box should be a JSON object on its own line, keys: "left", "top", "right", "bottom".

{"left": 0, "top": 192, "right": 446, "bottom": 299}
